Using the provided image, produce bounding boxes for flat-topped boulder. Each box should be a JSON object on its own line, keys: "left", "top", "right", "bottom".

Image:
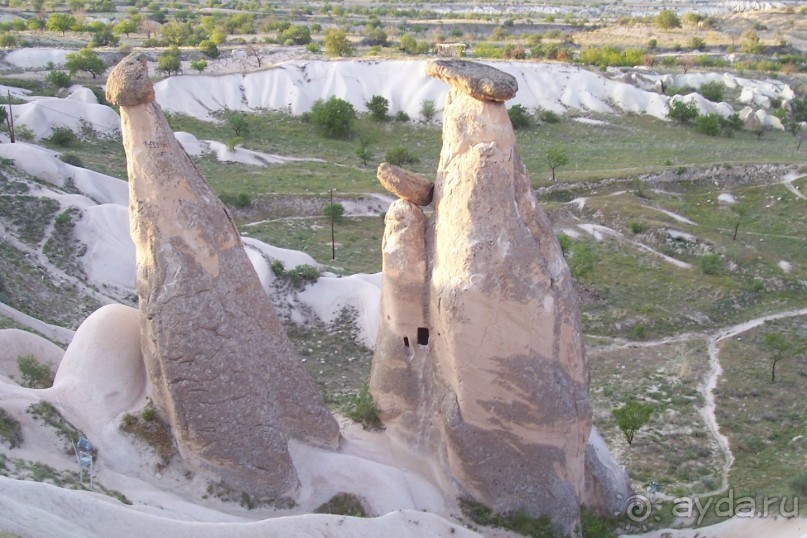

{"left": 377, "top": 163, "right": 434, "bottom": 206}
{"left": 426, "top": 59, "right": 518, "bottom": 102}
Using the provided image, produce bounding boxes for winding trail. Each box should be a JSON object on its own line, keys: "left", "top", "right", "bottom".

{"left": 591, "top": 308, "right": 807, "bottom": 499}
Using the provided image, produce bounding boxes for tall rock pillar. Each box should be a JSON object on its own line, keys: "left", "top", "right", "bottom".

{"left": 106, "top": 54, "right": 339, "bottom": 500}
{"left": 371, "top": 60, "right": 629, "bottom": 533}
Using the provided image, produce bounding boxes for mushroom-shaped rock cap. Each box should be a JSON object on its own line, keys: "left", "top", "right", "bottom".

{"left": 106, "top": 53, "right": 154, "bottom": 106}
{"left": 426, "top": 59, "right": 517, "bottom": 102}
{"left": 377, "top": 162, "right": 434, "bottom": 206}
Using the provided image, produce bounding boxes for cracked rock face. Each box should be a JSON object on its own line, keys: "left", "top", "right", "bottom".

{"left": 370, "top": 60, "right": 628, "bottom": 534}
{"left": 107, "top": 54, "right": 339, "bottom": 500}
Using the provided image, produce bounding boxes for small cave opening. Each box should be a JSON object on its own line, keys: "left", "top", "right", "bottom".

{"left": 417, "top": 327, "right": 429, "bottom": 346}
{"left": 403, "top": 337, "right": 410, "bottom": 348}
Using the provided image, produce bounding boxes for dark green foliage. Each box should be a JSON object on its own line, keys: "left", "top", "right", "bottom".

{"left": 198, "top": 40, "right": 220, "bottom": 58}
{"left": 45, "top": 71, "right": 71, "bottom": 89}
{"left": 612, "top": 400, "right": 654, "bottom": 445}
{"left": 60, "top": 153, "right": 84, "bottom": 168}
{"left": 64, "top": 48, "right": 105, "bottom": 78}
{"left": 629, "top": 221, "right": 646, "bottom": 234}
{"left": 790, "top": 472, "right": 807, "bottom": 497}
{"left": 569, "top": 241, "right": 595, "bottom": 278}
{"left": 323, "top": 202, "right": 345, "bottom": 221}
{"left": 27, "top": 401, "right": 86, "bottom": 453}
{"left": 0, "top": 407, "right": 22, "bottom": 448}
{"left": 556, "top": 233, "right": 571, "bottom": 256}
{"left": 655, "top": 9, "right": 681, "bottom": 30}
{"left": 394, "top": 110, "right": 410, "bottom": 122}
{"left": 47, "top": 127, "right": 77, "bottom": 147}
{"left": 459, "top": 498, "right": 564, "bottom": 537}
{"left": 539, "top": 110, "right": 560, "bottom": 124}
{"left": 156, "top": 47, "right": 181, "bottom": 76}
{"left": 271, "top": 263, "right": 321, "bottom": 289}
{"left": 580, "top": 507, "right": 619, "bottom": 538}
{"left": 546, "top": 147, "right": 569, "bottom": 182}
{"left": 698, "top": 253, "right": 720, "bottom": 275}
{"left": 420, "top": 99, "right": 436, "bottom": 122}
{"left": 695, "top": 113, "right": 721, "bottom": 136}
{"left": 698, "top": 81, "right": 726, "bottom": 103}
{"left": 310, "top": 96, "right": 357, "bottom": 139}
{"left": 120, "top": 403, "right": 176, "bottom": 466}
{"left": 223, "top": 109, "right": 249, "bottom": 137}
{"left": 365, "top": 95, "right": 389, "bottom": 121}
{"left": 340, "top": 383, "right": 382, "bottom": 430}
{"left": 315, "top": 492, "right": 368, "bottom": 517}
{"left": 355, "top": 136, "right": 373, "bottom": 166}
{"left": 384, "top": 146, "right": 420, "bottom": 166}
{"left": 91, "top": 28, "right": 119, "bottom": 47}
{"left": 17, "top": 354, "right": 53, "bottom": 389}
{"left": 280, "top": 24, "right": 311, "bottom": 45}
{"left": 508, "top": 104, "right": 532, "bottom": 129}
{"left": 668, "top": 100, "right": 699, "bottom": 124}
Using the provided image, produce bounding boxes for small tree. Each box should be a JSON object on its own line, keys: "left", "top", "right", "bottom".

{"left": 655, "top": 10, "right": 681, "bottom": 31}
{"left": 612, "top": 401, "right": 654, "bottom": 446}
{"left": 65, "top": 47, "right": 106, "bottom": 79}
{"left": 156, "top": 47, "right": 181, "bottom": 76}
{"left": 45, "top": 70, "right": 71, "bottom": 89}
{"left": 741, "top": 30, "right": 762, "bottom": 54}
{"left": 365, "top": 95, "right": 389, "bottom": 121}
{"left": 17, "top": 354, "right": 54, "bottom": 389}
{"left": 245, "top": 44, "right": 265, "bottom": 67}
{"left": 310, "top": 96, "right": 357, "bottom": 139}
{"left": 323, "top": 201, "right": 345, "bottom": 221}
{"left": 113, "top": 18, "right": 137, "bottom": 37}
{"left": 223, "top": 109, "right": 249, "bottom": 137}
{"left": 667, "top": 99, "right": 699, "bottom": 124}
{"left": 420, "top": 99, "right": 436, "bottom": 122}
{"left": 46, "top": 13, "right": 76, "bottom": 35}
{"left": 730, "top": 203, "right": 748, "bottom": 241}
{"left": 694, "top": 113, "right": 721, "bottom": 136}
{"left": 355, "top": 136, "right": 372, "bottom": 166}
{"left": 198, "top": 40, "right": 220, "bottom": 58}
{"left": 190, "top": 59, "right": 207, "bottom": 73}
{"left": 324, "top": 28, "right": 353, "bottom": 57}
{"left": 545, "top": 147, "right": 569, "bottom": 182}
{"left": 699, "top": 81, "right": 726, "bottom": 102}
{"left": 764, "top": 333, "right": 798, "bottom": 383}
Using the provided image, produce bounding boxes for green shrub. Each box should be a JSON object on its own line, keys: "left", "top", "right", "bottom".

{"left": 384, "top": 146, "right": 420, "bottom": 166}
{"left": 46, "top": 127, "right": 77, "bottom": 147}
{"left": 629, "top": 221, "right": 646, "bottom": 234}
{"left": 27, "top": 401, "right": 85, "bottom": 454}
{"left": 120, "top": 405, "right": 176, "bottom": 466}
{"left": 539, "top": 109, "right": 560, "bottom": 124}
{"left": 0, "top": 407, "right": 22, "bottom": 448}
{"left": 17, "top": 354, "right": 54, "bottom": 389}
{"left": 694, "top": 113, "right": 721, "bottom": 136}
{"left": 60, "top": 153, "right": 84, "bottom": 168}
{"left": 459, "top": 498, "right": 563, "bottom": 536}
{"left": 305, "top": 42, "right": 321, "bottom": 53}
{"left": 394, "top": 110, "right": 410, "bottom": 122}
{"left": 310, "top": 96, "right": 357, "bottom": 139}
{"left": 315, "top": 493, "right": 368, "bottom": 517}
{"left": 668, "top": 99, "right": 699, "bottom": 124}
{"left": 698, "top": 80, "right": 726, "bottom": 102}
{"left": 285, "top": 264, "right": 320, "bottom": 288}
{"left": 45, "top": 70, "right": 71, "bottom": 89}
{"left": 340, "top": 384, "right": 382, "bottom": 429}
{"left": 420, "top": 99, "right": 436, "bottom": 122}
{"left": 365, "top": 95, "right": 389, "bottom": 121}
{"left": 270, "top": 260, "right": 285, "bottom": 276}
{"left": 508, "top": 104, "right": 532, "bottom": 129}
{"left": 235, "top": 193, "right": 251, "bottom": 208}
{"left": 698, "top": 253, "right": 720, "bottom": 275}
{"left": 323, "top": 202, "right": 345, "bottom": 221}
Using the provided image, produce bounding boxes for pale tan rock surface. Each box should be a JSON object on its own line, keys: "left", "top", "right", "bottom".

{"left": 376, "top": 163, "right": 434, "bottom": 206}
{"left": 371, "top": 60, "right": 628, "bottom": 533}
{"left": 426, "top": 59, "right": 518, "bottom": 102}
{"left": 107, "top": 54, "right": 339, "bottom": 500}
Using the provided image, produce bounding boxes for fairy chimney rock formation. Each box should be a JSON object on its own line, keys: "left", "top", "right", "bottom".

{"left": 106, "top": 54, "right": 339, "bottom": 500}
{"left": 370, "top": 59, "right": 629, "bottom": 534}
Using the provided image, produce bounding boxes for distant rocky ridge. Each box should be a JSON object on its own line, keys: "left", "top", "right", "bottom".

{"left": 105, "top": 54, "right": 339, "bottom": 500}
{"left": 370, "top": 59, "right": 630, "bottom": 534}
